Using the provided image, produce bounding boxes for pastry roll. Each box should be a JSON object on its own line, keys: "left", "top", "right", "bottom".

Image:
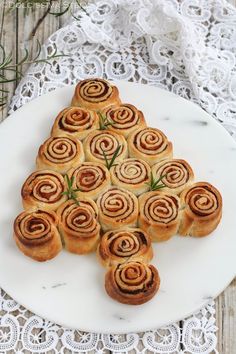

{"left": 71, "top": 78, "right": 121, "bottom": 111}
{"left": 83, "top": 130, "right": 127, "bottom": 166}
{"left": 67, "top": 162, "right": 110, "bottom": 201}
{"left": 97, "top": 187, "right": 139, "bottom": 231}
{"left": 110, "top": 158, "right": 150, "bottom": 196}
{"left": 152, "top": 159, "right": 194, "bottom": 195}
{"left": 179, "top": 182, "right": 222, "bottom": 237}
{"left": 102, "top": 103, "right": 146, "bottom": 138}
{"left": 22, "top": 170, "right": 67, "bottom": 212}
{"left": 13, "top": 209, "right": 62, "bottom": 262}
{"left": 128, "top": 127, "right": 173, "bottom": 166}
{"left": 51, "top": 107, "right": 99, "bottom": 141}
{"left": 57, "top": 198, "right": 100, "bottom": 254}
{"left": 97, "top": 228, "right": 153, "bottom": 268}
{"left": 36, "top": 136, "right": 84, "bottom": 175}
{"left": 105, "top": 261, "right": 160, "bottom": 305}
{"left": 139, "top": 191, "right": 180, "bottom": 242}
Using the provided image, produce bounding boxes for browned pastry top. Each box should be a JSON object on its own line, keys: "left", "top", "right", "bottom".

{"left": 14, "top": 210, "right": 58, "bottom": 247}
{"left": 78, "top": 78, "right": 113, "bottom": 103}
{"left": 97, "top": 187, "right": 137, "bottom": 222}
{"left": 105, "top": 261, "right": 160, "bottom": 305}
{"left": 183, "top": 182, "right": 222, "bottom": 217}
{"left": 57, "top": 199, "right": 100, "bottom": 238}
{"left": 133, "top": 127, "right": 169, "bottom": 155}
{"left": 142, "top": 191, "right": 180, "bottom": 224}
{"left": 98, "top": 228, "right": 152, "bottom": 262}
{"left": 56, "top": 107, "right": 95, "bottom": 132}
{"left": 112, "top": 158, "right": 149, "bottom": 185}
{"left": 103, "top": 103, "right": 145, "bottom": 130}
{"left": 21, "top": 170, "right": 65, "bottom": 204}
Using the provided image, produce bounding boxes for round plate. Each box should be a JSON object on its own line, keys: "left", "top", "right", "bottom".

{"left": 0, "top": 82, "right": 235, "bottom": 334}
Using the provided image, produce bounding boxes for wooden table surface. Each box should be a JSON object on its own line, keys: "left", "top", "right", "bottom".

{"left": 0, "top": 1, "right": 235, "bottom": 353}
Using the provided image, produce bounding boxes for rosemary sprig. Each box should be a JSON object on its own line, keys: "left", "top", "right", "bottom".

{"left": 101, "top": 145, "right": 121, "bottom": 170}
{"left": 98, "top": 111, "right": 115, "bottom": 130}
{"left": 62, "top": 174, "right": 80, "bottom": 205}
{"left": 146, "top": 172, "right": 167, "bottom": 191}
{"left": 0, "top": 41, "right": 68, "bottom": 107}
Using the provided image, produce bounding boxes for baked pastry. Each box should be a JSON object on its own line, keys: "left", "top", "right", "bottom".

{"left": 179, "top": 182, "right": 222, "bottom": 237}
{"left": 97, "top": 228, "right": 153, "bottom": 267}
{"left": 83, "top": 130, "right": 127, "bottom": 166}
{"left": 36, "top": 136, "right": 84, "bottom": 175}
{"left": 139, "top": 191, "right": 180, "bottom": 241}
{"left": 152, "top": 159, "right": 194, "bottom": 195}
{"left": 13, "top": 209, "right": 62, "bottom": 262}
{"left": 51, "top": 107, "right": 99, "bottom": 141}
{"left": 105, "top": 261, "right": 160, "bottom": 305}
{"left": 22, "top": 170, "right": 67, "bottom": 212}
{"left": 71, "top": 78, "right": 121, "bottom": 111}
{"left": 102, "top": 103, "right": 146, "bottom": 138}
{"left": 67, "top": 162, "right": 110, "bottom": 201}
{"left": 128, "top": 127, "right": 173, "bottom": 166}
{"left": 57, "top": 198, "right": 100, "bottom": 254}
{"left": 110, "top": 158, "right": 150, "bottom": 196}
{"left": 97, "top": 187, "right": 139, "bottom": 231}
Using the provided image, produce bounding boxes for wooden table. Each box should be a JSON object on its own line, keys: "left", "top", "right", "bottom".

{"left": 0, "top": 1, "right": 235, "bottom": 353}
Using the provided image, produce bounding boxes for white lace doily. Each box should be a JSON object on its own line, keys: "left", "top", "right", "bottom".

{"left": 3, "top": 0, "right": 236, "bottom": 352}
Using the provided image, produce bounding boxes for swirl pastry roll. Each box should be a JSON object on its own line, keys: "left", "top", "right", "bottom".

{"left": 22, "top": 170, "right": 67, "bottom": 212}
{"left": 152, "top": 159, "right": 194, "bottom": 195}
{"left": 57, "top": 199, "right": 100, "bottom": 254}
{"left": 71, "top": 78, "right": 121, "bottom": 111}
{"left": 105, "top": 261, "right": 160, "bottom": 305}
{"left": 139, "top": 191, "right": 180, "bottom": 242}
{"left": 51, "top": 107, "right": 99, "bottom": 141}
{"left": 13, "top": 210, "right": 62, "bottom": 262}
{"left": 98, "top": 228, "right": 153, "bottom": 268}
{"left": 179, "top": 182, "right": 222, "bottom": 237}
{"left": 102, "top": 104, "right": 146, "bottom": 138}
{"left": 36, "top": 136, "right": 84, "bottom": 175}
{"left": 110, "top": 158, "right": 150, "bottom": 196}
{"left": 83, "top": 130, "right": 127, "bottom": 166}
{"left": 67, "top": 162, "right": 110, "bottom": 201}
{"left": 128, "top": 127, "right": 173, "bottom": 166}
{"left": 97, "top": 187, "right": 139, "bottom": 231}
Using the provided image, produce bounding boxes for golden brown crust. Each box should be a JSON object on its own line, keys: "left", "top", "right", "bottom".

{"left": 138, "top": 191, "right": 181, "bottom": 242}
{"left": 128, "top": 127, "right": 173, "bottom": 166}
{"left": 102, "top": 103, "right": 147, "bottom": 138}
{"left": 36, "top": 136, "right": 84, "bottom": 175}
{"left": 97, "top": 187, "right": 139, "bottom": 232}
{"left": 51, "top": 107, "right": 99, "bottom": 141}
{"left": 71, "top": 78, "right": 121, "bottom": 111}
{"left": 13, "top": 210, "right": 62, "bottom": 262}
{"left": 57, "top": 198, "right": 100, "bottom": 254}
{"left": 97, "top": 228, "right": 153, "bottom": 267}
{"left": 152, "top": 159, "right": 194, "bottom": 195}
{"left": 110, "top": 158, "right": 150, "bottom": 196}
{"left": 179, "top": 182, "right": 222, "bottom": 237}
{"left": 21, "top": 170, "right": 67, "bottom": 212}
{"left": 67, "top": 162, "right": 111, "bottom": 201}
{"left": 83, "top": 130, "right": 128, "bottom": 166}
{"left": 105, "top": 261, "right": 160, "bottom": 305}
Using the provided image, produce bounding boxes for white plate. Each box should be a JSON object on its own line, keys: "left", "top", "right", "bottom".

{"left": 0, "top": 82, "right": 235, "bottom": 334}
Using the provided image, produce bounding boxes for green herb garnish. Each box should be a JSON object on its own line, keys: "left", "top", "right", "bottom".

{"left": 0, "top": 41, "right": 68, "bottom": 108}
{"left": 98, "top": 111, "right": 115, "bottom": 130}
{"left": 101, "top": 145, "right": 121, "bottom": 170}
{"left": 62, "top": 174, "right": 80, "bottom": 205}
{"left": 146, "top": 172, "right": 167, "bottom": 191}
